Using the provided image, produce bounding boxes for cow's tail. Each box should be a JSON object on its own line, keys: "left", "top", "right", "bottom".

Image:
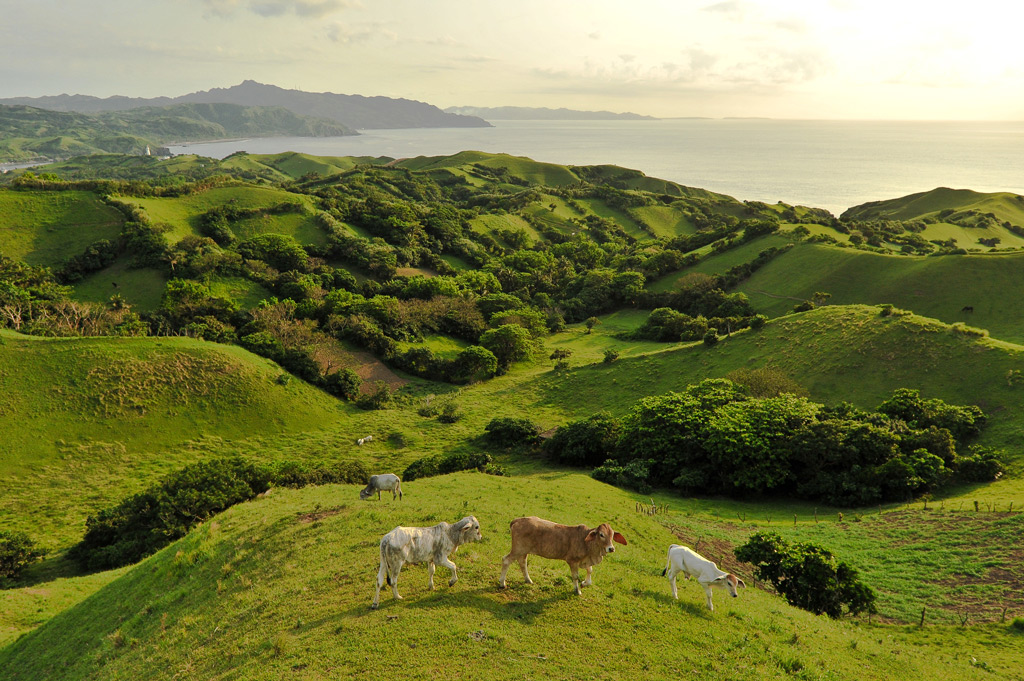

{"left": 662, "top": 544, "right": 678, "bottom": 577}
{"left": 380, "top": 542, "right": 394, "bottom": 586}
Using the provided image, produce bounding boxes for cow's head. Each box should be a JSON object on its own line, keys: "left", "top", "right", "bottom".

{"left": 717, "top": 573, "right": 746, "bottom": 598}
{"left": 358, "top": 487, "right": 372, "bottom": 500}
{"left": 586, "top": 523, "right": 628, "bottom": 553}
{"left": 456, "top": 516, "right": 483, "bottom": 544}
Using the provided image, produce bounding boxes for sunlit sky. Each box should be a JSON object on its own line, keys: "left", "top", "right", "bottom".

{"left": 3, "top": 0, "right": 1023, "bottom": 120}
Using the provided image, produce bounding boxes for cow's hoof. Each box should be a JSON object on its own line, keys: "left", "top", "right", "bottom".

{"left": 524, "top": 578, "right": 534, "bottom": 585}
{"left": 448, "top": 578, "right": 457, "bottom": 587}
{"left": 371, "top": 603, "right": 379, "bottom": 610}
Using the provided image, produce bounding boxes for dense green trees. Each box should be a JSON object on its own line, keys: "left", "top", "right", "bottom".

{"left": 540, "top": 379, "right": 1000, "bottom": 506}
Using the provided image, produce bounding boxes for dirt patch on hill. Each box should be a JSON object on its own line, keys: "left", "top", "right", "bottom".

{"left": 296, "top": 505, "right": 346, "bottom": 523}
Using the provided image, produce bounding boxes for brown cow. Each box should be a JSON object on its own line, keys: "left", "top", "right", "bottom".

{"left": 499, "top": 516, "right": 627, "bottom": 595}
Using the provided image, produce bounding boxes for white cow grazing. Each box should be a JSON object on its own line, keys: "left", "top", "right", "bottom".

{"left": 372, "top": 516, "right": 483, "bottom": 609}
{"left": 360, "top": 473, "right": 403, "bottom": 501}
{"left": 662, "top": 544, "right": 745, "bottom": 611}
{"left": 356, "top": 435, "right": 374, "bottom": 446}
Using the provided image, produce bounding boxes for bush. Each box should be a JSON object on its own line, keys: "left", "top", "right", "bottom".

{"left": 484, "top": 417, "right": 540, "bottom": 448}
{"left": 544, "top": 412, "right": 620, "bottom": 467}
{"left": 324, "top": 368, "right": 362, "bottom": 400}
{"left": 437, "top": 400, "right": 464, "bottom": 423}
{"left": 356, "top": 381, "right": 393, "bottom": 410}
{"left": 735, "top": 532, "right": 876, "bottom": 618}
{"left": 402, "top": 451, "right": 492, "bottom": 481}
{"left": 70, "top": 457, "right": 271, "bottom": 571}
{"left": 956, "top": 446, "right": 1004, "bottom": 482}
{"left": 268, "top": 459, "right": 370, "bottom": 488}
{"left": 702, "top": 329, "right": 719, "bottom": 346}
{"left": 603, "top": 349, "right": 620, "bottom": 363}
{"left": 591, "top": 458, "right": 654, "bottom": 494}
{"left": 0, "top": 531, "right": 45, "bottom": 580}
{"left": 1010, "top": 617, "right": 1024, "bottom": 633}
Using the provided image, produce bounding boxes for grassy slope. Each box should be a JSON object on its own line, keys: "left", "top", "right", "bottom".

{"left": 727, "top": 242, "right": 1024, "bottom": 343}
{"left": 396, "top": 151, "right": 581, "bottom": 187}
{"left": 0, "top": 189, "right": 123, "bottom": 266}
{"left": 122, "top": 186, "right": 316, "bottom": 243}
{"left": 3, "top": 474, "right": 1021, "bottom": 681}
{"left": 0, "top": 330, "right": 344, "bottom": 547}
{"left": 70, "top": 258, "right": 168, "bottom": 310}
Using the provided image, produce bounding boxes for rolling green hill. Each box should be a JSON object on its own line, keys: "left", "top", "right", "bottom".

{"left": 0, "top": 330, "right": 345, "bottom": 549}
{"left": 2, "top": 474, "right": 1020, "bottom": 680}
{"left": 0, "top": 103, "right": 355, "bottom": 163}
{"left": 0, "top": 189, "right": 124, "bottom": 266}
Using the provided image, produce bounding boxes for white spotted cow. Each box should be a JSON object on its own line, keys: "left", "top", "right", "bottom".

{"left": 359, "top": 473, "right": 403, "bottom": 501}
{"left": 662, "top": 544, "right": 745, "bottom": 611}
{"left": 372, "top": 516, "right": 482, "bottom": 608}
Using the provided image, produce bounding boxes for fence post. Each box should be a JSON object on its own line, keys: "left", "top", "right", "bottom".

{"left": 919, "top": 607, "right": 926, "bottom": 627}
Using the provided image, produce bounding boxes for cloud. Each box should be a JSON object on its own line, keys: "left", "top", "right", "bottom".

{"left": 198, "top": 0, "right": 358, "bottom": 18}
{"left": 326, "top": 21, "right": 396, "bottom": 44}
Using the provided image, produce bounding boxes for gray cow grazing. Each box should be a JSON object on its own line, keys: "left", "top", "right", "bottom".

{"left": 371, "top": 516, "right": 483, "bottom": 608}
{"left": 360, "top": 473, "right": 403, "bottom": 501}
{"left": 499, "top": 516, "right": 627, "bottom": 595}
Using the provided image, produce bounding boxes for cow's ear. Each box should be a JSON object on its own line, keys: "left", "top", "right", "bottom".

{"left": 737, "top": 578, "right": 746, "bottom": 589}
{"left": 585, "top": 529, "right": 598, "bottom": 542}
{"left": 613, "top": 532, "right": 627, "bottom": 546}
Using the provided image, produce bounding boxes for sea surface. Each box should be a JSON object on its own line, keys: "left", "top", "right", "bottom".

{"left": 169, "top": 119, "right": 1024, "bottom": 216}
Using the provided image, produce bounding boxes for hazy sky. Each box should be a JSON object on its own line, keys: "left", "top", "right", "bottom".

{"left": 3, "top": 0, "right": 1023, "bottom": 120}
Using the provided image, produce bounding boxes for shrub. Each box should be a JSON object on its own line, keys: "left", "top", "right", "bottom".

{"left": 956, "top": 446, "right": 1004, "bottom": 482}
{"left": 702, "top": 329, "right": 718, "bottom": 346}
{"left": 792, "top": 301, "right": 815, "bottom": 313}
{"left": 268, "top": 459, "right": 370, "bottom": 488}
{"left": 591, "top": 458, "right": 653, "bottom": 494}
{"left": 70, "top": 457, "right": 271, "bottom": 571}
{"left": 403, "top": 451, "right": 493, "bottom": 481}
{"left": 1010, "top": 617, "right": 1024, "bottom": 633}
{"left": 356, "top": 381, "right": 393, "bottom": 410}
{"left": 437, "top": 400, "right": 464, "bottom": 424}
{"left": 324, "top": 368, "right": 362, "bottom": 400}
{"left": 603, "top": 349, "right": 620, "bottom": 363}
{"left": 544, "top": 412, "right": 620, "bottom": 467}
{"left": 484, "top": 417, "right": 540, "bottom": 448}
{"left": 0, "top": 531, "right": 45, "bottom": 580}
{"left": 735, "top": 532, "right": 876, "bottom": 618}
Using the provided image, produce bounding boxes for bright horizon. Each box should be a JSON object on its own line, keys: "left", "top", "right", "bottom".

{"left": 3, "top": 0, "right": 1024, "bottom": 121}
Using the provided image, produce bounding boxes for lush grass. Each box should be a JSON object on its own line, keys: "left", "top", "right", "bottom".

{"left": 122, "top": 186, "right": 316, "bottom": 243}
{"left": 2, "top": 474, "right": 1021, "bottom": 680}
{"left": 396, "top": 334, "right": 470, "bottom": 360}
{"left": 396, "top": 151, "right": 580, "bottom": 187}
{"left": 243, "top": 152, "right": 388, "bottom": 179}
{"left": 0, "top": 330, "right": 345, "bottom": 548}
{"left": 0, "top": 189, "right": 123, "bottom": 266}
{"left": 731, "top": 242, "right": 1024, "bottom": 343}
{"left": 631, "top": 204, "right": 697, "bottom": 238}
{"left": 648, "top": 233, "right": 797, "bottom": 293}
{"left": 70, "top": 258, "right": 168, "bottom": 311}
{"left": 206, "top": 275, "right": 272, "bottom": 308}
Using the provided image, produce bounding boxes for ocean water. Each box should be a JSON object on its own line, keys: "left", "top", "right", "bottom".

{"left": 169, "top": 119, "right": 1024, "bottom": 216}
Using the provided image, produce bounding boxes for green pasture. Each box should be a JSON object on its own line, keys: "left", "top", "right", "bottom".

{"left": 648, "top": 232, "right": 797, "bottom": 293}
{"left": 631, "top": 204, "right": 697, "bottom": 238}
{"left": 206, "top": 275, "right": 272, "bottom": 308}
{"left": 0, "top": 189, "right": 123, "bottom": 266}
{"left": 396, "top": 151, "right": 580, "bottom": 187}
{"left": 71, "top": 259, "right": 168, "bottom": 310}
{"left": 122, "top": 186, "right": 315, "bottom": 243}
{"left": 732, "top": 243, "right": 1024, "bottom": 342}
{"left": 3, "top": 474, "right": 1022, "bottom": 680}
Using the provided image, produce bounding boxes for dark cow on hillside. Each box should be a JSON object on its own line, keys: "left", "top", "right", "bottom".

{"left": 961, "top": 305, "right": 974, "bottom": 313}
{"left": 499, "top": 516, "right": 627, "bottom": 595}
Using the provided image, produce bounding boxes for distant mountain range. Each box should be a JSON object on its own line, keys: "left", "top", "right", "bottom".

{"left": 0, "top": 81, "right": 490, "bottom": 131}
{"left": 0, "top": 102, "right": 354, "bottom": 162}
{"left": 444, "top": 105, "right": 657, "bottom": 120}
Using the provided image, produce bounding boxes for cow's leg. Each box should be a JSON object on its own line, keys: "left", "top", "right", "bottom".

{"left": 377, "top": 489, "right": 382, "bottom": 501}
{"left": 702, "top": 583, "right": 714, "bottom": 611}
{"left": 581, "top": 565, "right": 594, "bottom": 587}
{"left": 372, "top": 556, "right": 388, "bottom": 609}
{"left": 499, "top": 552, "right": 513, "bottom": 587}
{"left": 390, "top": 561, "right": 404, "bottom": 600}
{"left": 427, "top": 561, "right": 436, "bottom": 590}
{"left": 520, "top": 555, "right": 532, "bottom": 584}
{"left": 666, "top": 567, "right": 679, "bottom": 599}
{"left": 437, "top": 554, "right": 459, "bottom": 587}
{"left": 570, "top": 564, "right": 582, "bottom": 595}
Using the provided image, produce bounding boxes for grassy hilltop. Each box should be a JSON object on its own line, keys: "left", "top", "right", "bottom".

{"left": 2, "top": 152, "right": 1024, "bottom": 678}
